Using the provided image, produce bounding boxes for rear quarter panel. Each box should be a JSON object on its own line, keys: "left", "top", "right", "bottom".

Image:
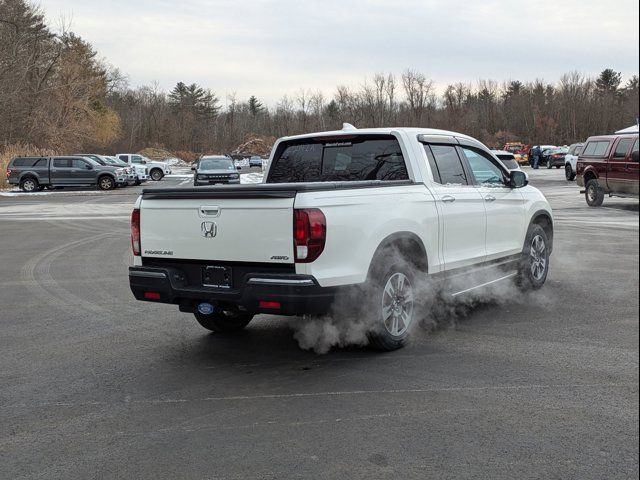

{"left": 294, "top": 184, "right": 440, "bottom": 287}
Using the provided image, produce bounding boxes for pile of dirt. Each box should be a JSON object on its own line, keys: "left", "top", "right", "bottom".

{"left": 231, "top": 134, "right": 275, "bottom": 157}
{"left": 137, "top": 147, "right": 173, "bottom": 161}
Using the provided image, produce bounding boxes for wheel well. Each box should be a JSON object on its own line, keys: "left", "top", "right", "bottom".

{"left": 367, "top": 233, "right": 429, "bottom": 279}
{"left": 531, "top": 213, "right": 553, "bottom": 253}
{"left": 583, "top": 170, "right": 597, "bottom": 183}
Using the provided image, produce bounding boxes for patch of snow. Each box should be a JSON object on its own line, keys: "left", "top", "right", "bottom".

{"left": 241, "top": 172, "right": 264, "bottom": 184}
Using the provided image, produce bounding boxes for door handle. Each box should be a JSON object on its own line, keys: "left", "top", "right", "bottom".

{"left": 441, "top": 195, "right": 456, "bottom": 203}
{"left": 484, "top": 195, "right": 496, "bottom": 202}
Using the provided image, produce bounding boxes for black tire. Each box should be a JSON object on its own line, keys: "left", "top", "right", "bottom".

{"left": 97, "top": 175, "right": 115, "bottom": 191}
{"left": 518, "top": 224, "right": 550, "bottom": 290}
{"left": 19, "top": 176, "right": 39, "bottom": 192}
{"left": 546, "top": 161, "right": 553, "bottom": 169}
{"left": 366, "top": 256, "right": 420, "bottom": 351}
{"left": 585, "top": 178, "right": 604, "bottom": 207}
{"left": 556, "top": 165, "right": 561, "bottom": 169}
{"left": 150, "top": 168, "right": 164, "bottom": 181}
{"left": 565, "top": 164, "right": 576, "bottom": 181}
{"left": 134, "top": 178, "right": 141, "bottom": 186}
{"left": 194, "top": 309, "right": 253, "bottom": 333}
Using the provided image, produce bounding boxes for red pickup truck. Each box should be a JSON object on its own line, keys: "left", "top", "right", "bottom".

{"left": 576, "top": 133, "right": 639, "bottom": 206}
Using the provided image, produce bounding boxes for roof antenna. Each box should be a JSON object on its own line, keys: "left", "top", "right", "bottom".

{"left": 342, "top": 123, "right": 357, "bottom": 131}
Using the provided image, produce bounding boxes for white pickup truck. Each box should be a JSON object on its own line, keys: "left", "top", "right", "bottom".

{"left": 116, "top": 153, "right": 172, "bottom": 181}
{"left": 129, "top": 126, "right": 553, "bottom": 350}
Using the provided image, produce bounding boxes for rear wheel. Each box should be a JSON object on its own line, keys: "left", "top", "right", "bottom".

{"left": 19, "top": 177, "right": 38, "bottom": 192}
{"left": 585, "top": 178, "right": 604, "bottom": 207}
{"left": 367, "top": 258, "right": 420, "bottom": 351}
{"left": 194, "top": 309, "right": 253, "bottom": 333}
{"left": 565, "top": 164, "right": 575, "bottom": 181}
{"left": 547, "top": 161, "right": 553, "bottom": 169}
{"left": 518, "top": 224, "right": 550, "bottom": 290}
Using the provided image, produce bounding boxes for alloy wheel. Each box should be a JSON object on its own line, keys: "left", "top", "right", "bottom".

{"left": 381, "top": 272, "right": 415, "bottom": 336}
{"left": 530, "top": 234, "right": 547, "bottom": 281}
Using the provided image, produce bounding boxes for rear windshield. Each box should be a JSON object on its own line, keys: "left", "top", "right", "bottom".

{"left": 582, "top": 140, "right": 610, "bottom": 157}
{"left": 496, "top": 156, "right": 519, "bottom": 169}
{"left": 267, "top": 135, "right": 408, "bottom": 183}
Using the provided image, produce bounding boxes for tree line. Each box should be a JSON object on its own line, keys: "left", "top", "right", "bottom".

{"left": 1, "top": 0, "right": 638, "bottom": 159}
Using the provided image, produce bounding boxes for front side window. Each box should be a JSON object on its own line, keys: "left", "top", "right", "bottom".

{"left": 461, "top": 147, "right": 506, "bottom": 185}
{"left": 72, "top": 158, "right": 90, "bottom": 169}
{"left": 613, "top": 139, "right": 633, "bottom": 158}
{"left": 131, "top": 155, "right": 143, "bottom": 164}
{"left": 632, "top": 139, "right": 639, "bottom": 162}
{"left": 424, "top": 145, "right": 468, "bottom": 185}
{"left": 267, "top": 136, "right": 408, "bottom": 183}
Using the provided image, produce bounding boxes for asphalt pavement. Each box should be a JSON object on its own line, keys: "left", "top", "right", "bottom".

{"left": 0, "top": 168, "right": 638, "bottom": 479}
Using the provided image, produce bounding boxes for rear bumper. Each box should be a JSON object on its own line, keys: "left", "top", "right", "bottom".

{"left": 129, "top": 265, "right": 343, "bottom": 315}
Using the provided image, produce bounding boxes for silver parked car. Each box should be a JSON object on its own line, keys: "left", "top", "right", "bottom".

{"left": 192, "top": 155, "right": 241, "bottom": 186}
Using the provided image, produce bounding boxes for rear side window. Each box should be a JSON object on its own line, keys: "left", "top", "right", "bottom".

{"left": 613, "top": 139, "right": 633, "bottom": 158}
{"left": 582, "top": 140, "right": 610, "bottom": 157}
{"left": 424, "top": 145, "right": 468, "bottom": 185}
{"left": 267, "top": 136, "right": 408, "bottom": 183}
{"left": 53, "top": 158, "right": 72, "bottom": 168}
{"left": 11, "top": 157, "right": 45, "bottom": 167}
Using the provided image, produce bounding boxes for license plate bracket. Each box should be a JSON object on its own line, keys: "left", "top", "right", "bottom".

{"left": 202, "top": 265, "right": 232, "bottom": 289}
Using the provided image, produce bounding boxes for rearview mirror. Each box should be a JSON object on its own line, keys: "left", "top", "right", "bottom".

{"left": 510, "top": 170, "right": 528, "bottom": 188}
{"left": 86, "top": 164, "right": 93, "bottom": 170}
{"left": 190, "top": 165, "right": 196, "bottom": 171}
{"left": 237, "top": 166, "right": 241, "bottom": 170}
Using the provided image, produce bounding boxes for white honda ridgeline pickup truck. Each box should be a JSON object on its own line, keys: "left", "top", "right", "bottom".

{"left": 129, "top": 126, "right": 553, "bottom": 350}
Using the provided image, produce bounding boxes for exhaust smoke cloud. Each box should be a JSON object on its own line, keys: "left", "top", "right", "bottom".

{"left": 289, "top": 258, "right": 539, "bottom": 354}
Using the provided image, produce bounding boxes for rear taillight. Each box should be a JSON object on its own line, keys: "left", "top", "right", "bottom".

{"left": 294, "top": 208, "right": 326, "bottom": 263}
{"left": 131, "top": 208, "right": 141, "bottom": 256}
{"left": 6, "top": 168, "right": 11, "bottom": 178}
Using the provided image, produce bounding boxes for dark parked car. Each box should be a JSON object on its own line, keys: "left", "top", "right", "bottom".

{"left": 576, "top": 134, "right": 639, "bottom": 206}
{"left": 6, "top": 156, "right": 127, "bottom": 192}
{"left": 192, "top": 156, "right": 241, "bottom": 186}
{"left": 249, "top": 156, "right": 264, "bottom": 168}
{"left": 75, "top": 154, "right": 135, "bottom": 186}
{"left": 546, "top": 147, "right": 569, "bottom": 169}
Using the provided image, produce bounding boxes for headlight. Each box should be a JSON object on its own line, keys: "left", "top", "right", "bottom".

{"left": 231, "top": 173, "right": 240, "bottom": 179}
{"left": 115, "top": 168, "right": 125, "bottom": 174}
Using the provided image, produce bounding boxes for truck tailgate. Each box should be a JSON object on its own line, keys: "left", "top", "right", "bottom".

{"left": 140, "top": 196, "right": 295, "bottom": 263}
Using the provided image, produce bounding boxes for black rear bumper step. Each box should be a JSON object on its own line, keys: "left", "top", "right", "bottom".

{"left": 129, "top": 266, "right": 346, "bottom": 316}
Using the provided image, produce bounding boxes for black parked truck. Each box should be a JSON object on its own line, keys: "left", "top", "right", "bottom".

{"left": 6, "top": 156, "right": 129, "bottom": 192}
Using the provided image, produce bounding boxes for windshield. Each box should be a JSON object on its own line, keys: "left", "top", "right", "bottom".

{"left": 199, "top": 158, "right": 234, "bottom": 170}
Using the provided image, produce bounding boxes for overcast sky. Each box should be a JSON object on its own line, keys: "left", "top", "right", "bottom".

{"left": 41, "top": 0, "right": 639, "bottom": 104}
